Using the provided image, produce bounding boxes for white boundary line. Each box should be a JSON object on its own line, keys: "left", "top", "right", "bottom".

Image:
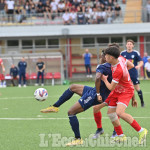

{"left": 0, "top": 117, "right": 150, "bottom": 120}
{"left": 0, "top": 92, "right": 150, "bottom": 100}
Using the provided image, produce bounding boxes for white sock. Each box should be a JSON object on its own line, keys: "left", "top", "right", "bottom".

{"left": 118, "top": 134, "right": 124, "bottom": 137}
{"left": 138, "top": 128, "right": 144, "bottom": 133}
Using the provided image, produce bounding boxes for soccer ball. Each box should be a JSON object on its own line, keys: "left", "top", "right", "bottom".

{"left": 34, "top": 88, "right": 48, "bottom": 101}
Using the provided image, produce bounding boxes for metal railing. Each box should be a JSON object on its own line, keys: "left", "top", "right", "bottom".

{"left": 0, "top": 9, "right": 147, "bottom": 26}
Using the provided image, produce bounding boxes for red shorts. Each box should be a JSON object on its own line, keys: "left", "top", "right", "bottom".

{"left": 105, "top": 90, "right": 134, "bottom": 108}
{"left": 0, "top": 74, "right": 4, "bottom": 81}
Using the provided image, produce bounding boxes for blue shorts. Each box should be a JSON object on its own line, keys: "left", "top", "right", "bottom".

{"left": 78, "top": 86, "right": 109, "bottom": 111}
{"left": 130, "top": 76, "right": 140, "bottom": 85}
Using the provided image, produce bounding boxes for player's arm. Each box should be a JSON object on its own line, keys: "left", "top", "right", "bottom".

{"left": 135, "top": 60, "right": 143, "bottom": 69}
{"left": 102, "top": 75, "right": 118, "bottom": 91}
{"left": 1, "top": 63, "right": 5, "bottom": 73}
{"left": 126, "top": 60, "right": 134, "bottom": 70}
{"left": 41, "top": 64, "right": 45, "bottom": 71}
{"left": 95, "top": 72, "right": 102, "bottom": 102}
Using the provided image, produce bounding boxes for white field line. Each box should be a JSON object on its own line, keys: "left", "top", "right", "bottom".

{"left": 0, "top": 117, "right": 150, "bottom": 120}
{"left": 0, "top": 92, "right": 150, "bottom": 100}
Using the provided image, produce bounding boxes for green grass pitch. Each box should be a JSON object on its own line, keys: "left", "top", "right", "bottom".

{"left": 0, "top": 80, "right": 149, "bottom": 150}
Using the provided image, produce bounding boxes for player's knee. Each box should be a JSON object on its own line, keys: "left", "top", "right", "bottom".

{"left": 116, "top": 111, "right": 123, "bottom": 118}
{"left": 93, "top": 105, "right": 100, "bottom": 113}
{"left": 68, "top": 109, "right": 75, "bottom": 116}
{"left": 107, "top": 112, "right": 118, "bottom": 122}
{"left": 69, "top": 84, "right": 77, "bottom": 92}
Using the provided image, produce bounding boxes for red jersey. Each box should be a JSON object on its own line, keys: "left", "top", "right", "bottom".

{"left": 0, "top": 58, "right": 3, "bottom": 65}
{"left": 111, "top": 56, "right": 134, "bottom": 93}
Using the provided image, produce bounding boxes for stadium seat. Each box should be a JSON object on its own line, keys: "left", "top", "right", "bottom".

{"left": 29, "top": 73, "right": 37, "bottom": 80}
{"left": 45, "top": 72, "right": 53, "bottom": 79}
{"left": 26, "top": 73, "right": 30, "bottom": 80}
{"left": 5, "top": 74, "right": 11, "bottom": 80}
{"left": 53, "top": 72, "right": 61, "bottom": 79}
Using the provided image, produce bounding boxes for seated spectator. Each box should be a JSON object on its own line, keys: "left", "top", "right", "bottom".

{"left": 85, "top": 9, "right": 91, "bottom": 24}
{"left": 24, "top": 1, "right": 31, "bottom": 16}
{"left": 97, "top": 8, "right": 106, "bottom": 24}
{"left": 106, "top": 7, "right": 113, "bottom": 24}
{"left": 93, "top": 0, "right": 100, "bottom": 9}
{"left": 115, "top": 3, "right": 121, "bottom": 18}
{"left": 6, "top": 0, "right": 15, "bottom": 22}
{"left": 65, "top": 0, "right": 72, "bottom": 12}
{"left": 43, "top": 1, "right": 51, "bottom": 20}
{"left": 86, "top": 0, "right": 93, "bottom": 8}
{"left": 70, "top": 10, "right": 77, "bottom": 24}
{"left": 15, "top": 5, "right": 23, "bottom": 23}
{"left": 72, "top": 0, "right": 79, "bottom": 8}
{"left": 71, "top": 4, "right": 77, "bottom": 12}
{"left": 91, "top": 7, "right": 98, "bottom": 24}
{"left": 40, "top": 0, "right": 47, "bottom": 6}
{"left": 62, "top": 9, "right": 70, "bottom": 25}
{"left": 145, "top": 57, "right": 150, "bottom": 78}
{"left": 58, "top": 0, "right": 65, "bottom": 13}
{"left": 50, "top": 0, "right": 58, "bottom": 19}
{"left": 30, "top": 1, "right": 36, "bottom": 15}
{"left": 77, "top": 9, "right": 85, "bottom": 24}
{"left": 146, "top": 0, "right": 150, "bottom": 22}
{"left": 107, "top": 0, "right": 114, "bottom": 8}
{"left": 0, "top": 0, "right": 6, "bottom": 22}
{"left": 37, "top": 1, "right": 44, "bottom": 14}
{"left": 10, "top": 64, "right": 19, "bottom": 86}
{"left": 100, "top": 3, "right": 106, "bottom": 11}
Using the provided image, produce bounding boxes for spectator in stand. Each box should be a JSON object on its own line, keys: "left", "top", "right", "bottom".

{"left": 91, "top": 7, "right": 98, "bottom": 24}
{"left": 30, "top": 1, "right": 36, "bottom": 15}
{"left": 24, "top": 1, "right": 31, "bottom": 17}
{"left": 86, "top": 0, "right": 93, "bottom": 8}
{"left": 43, "top": 1, "right": 51, "bottom": 20}
{"left": 18, "top": 57, "right": 27, "bottom": 87}
{"left": 100, "top": 3, "right": 106, "bottom": 11}
{"left": 145, "top": 57, "right": 150, "bottom": 78}
{"left": 143, "top": 52, "right": 148, "bottom": 79}
{"left": 50, "top": 0, "right": 58, "bottom": 20}
{"left": 107, "top": 0, "right": 114, "bottom": 8}
{"left": 58, "top": 0, "right": 65, "bottom": 14}
{"left": 82, "top": 49, "right": 92, "bottom": 78}
{"left": 62, "top": 9, "right": 70, "bottom": 24}
{"left": 70, "top": 9, "right": 77, "bottom": 24}
{"left": 85, "top": 9, "right": 91, "bottom": 24}
{"left": 15, "top": 5, "right": 23, "bottom": 23}
{"left": 0, "top": 0, "right": 6, "bottom": 22}
{"left": 146, "top": 0, "right": 150, "bottom": 22}
{"left": 37, "top": 1, "right": 44, "bottom": 14}
{"left": 115, "top": 3, "right": 121, "bottom": 18}
{"left": 77, "top": 9, "right": 85, "bottom": 24}
{"left": 40, "top": 0, "right": 47, "bottom": 6}
{"left": 72, "top": 0, "right": 79, "bottom": 8}
{"left": 106, "top": 7, "right": 113, "bottom": 24}
{"left": 65, "top": 0, "right": 72, "bottom": 12}
{"left": 6, "top": 0, "right": 15, "bottom": 22}
{"left": 93, "top": 0, "right": 100, "bottom": 9}
{"left": 35, "top": 58, "right": 45, "bottom": 86}
{"left": 97, "top": 8, "right": 106, "bottom": 24}
{"left": 71, "top": 4, "right": 77, "bottom": 12}
{"left": 10, "top": 64, "right": 19, "bottom": 86}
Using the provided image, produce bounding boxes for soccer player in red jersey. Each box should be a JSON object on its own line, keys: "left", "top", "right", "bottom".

{"left": 102, "top": 46, "right": 148, "bottom": 144}
{"left": 0, "top": 58, "right": 6, "bottom": 87}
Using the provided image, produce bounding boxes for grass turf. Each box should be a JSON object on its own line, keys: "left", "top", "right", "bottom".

{"left": 0, "top": 80, "right": 149, "bottom": 150}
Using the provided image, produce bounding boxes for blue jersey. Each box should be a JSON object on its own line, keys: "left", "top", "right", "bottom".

{"left": 83, "top": 53, "right": 92, "bottom": 65}
{"left": 121, "top": 50, "right": 142, "bottom": 77}
{"left": 96, "top": 63, "right": 112, "bottom": 97}
{"left": 18, "top": 61, "right": 27, "bottom": 73}
{"left": 10, "top": 67, "right": 18, "bottom": 77}
{"left": 143, "top": 56, "right": 148, "bottom": 66}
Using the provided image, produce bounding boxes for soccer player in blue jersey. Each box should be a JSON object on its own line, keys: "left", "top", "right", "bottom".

{"left": 40, "top": 49, "right": 113, "bottom": 146}
{"left": 121, "top": 39, "right": 144, "bottom": 107}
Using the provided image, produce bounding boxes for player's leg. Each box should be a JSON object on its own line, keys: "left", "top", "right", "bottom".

{"left": 116, "top": 104, "right": 148, "bottom": 144}
{"left": 23, "top": 72, "right": 26, "bottom": 87}
{"left": 85, "top": 65, "right": 89, "bottom": 77}
{"left": 41, "top": 71, "right": 44, "bottom": 86}
{"left": 88, "top": 64, "right": 92, "bottom": 77}
{"left": 134, "top": 84, "right": 144, "bottom": 107}
{"left": 40, "top": 84, "right": 85, "bottom": 113}
{"left": 18, "top": 72, "right": 22, "bottom": 87}
{"left": 36, "top": 72, "right": 40, "bottom": 85}
{"left": 66, "top": 101, "right": 84, "bottom": 146}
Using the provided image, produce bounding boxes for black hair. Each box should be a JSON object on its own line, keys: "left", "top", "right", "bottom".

{"left": 105, "top": 46, "right": 120, "bottom": 59}
{"left": 108, "top": 43, "right": 120, "bottom": 49}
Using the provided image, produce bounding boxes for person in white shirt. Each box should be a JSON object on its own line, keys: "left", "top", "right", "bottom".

{"left": 50, "top": 0, "right": 58, "bottom": 19}
{"left": 145, "top": 57, "right": 150, "bottom": 78}
{"left": 62, "top": 10, "right": 70, "bottom": 24}
{"left": 91, "top": 8, "right": 98, "bottom": 24}
{"left": 58, "top": 0, "right": 65, "bottom": 13}
{"left": 69, "top": 10, "right": 77, "bottom": 24}
{"left": 6, "top": 0, "right": 14, "bottom": 22}
{"left": 97, "top": 8, "right": 106, "bottom": 24}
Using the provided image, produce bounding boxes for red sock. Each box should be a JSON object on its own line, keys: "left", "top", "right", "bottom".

{"left": 94, "top": 111, "right": 102, "bottom": 129}
{"left": 130, "top": 120, "right": 141, "bottom": 132}
{"left": 114, "top": 125, "right": 123, "bottom": 135}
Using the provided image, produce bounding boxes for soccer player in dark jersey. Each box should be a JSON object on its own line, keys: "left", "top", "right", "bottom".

{"left": 40, "top": 50, "right": 112, "bottom": 146}
{"left": 35, "top": 58, "right": 45, "bottom": 86}
{"left": 121, "top": 39, "right": 144, "bottom": 107}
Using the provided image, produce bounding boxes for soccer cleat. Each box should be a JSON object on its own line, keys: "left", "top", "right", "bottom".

{"left": 92, "top": 128, "right": 104, "bottom": 139}
{"left": 23, "top": 84, "right": 26, "bottom": 87}
{"left": 111, "top": 135, "right": 127, "bottom": 143}
{"left": 111, "top": 130, "right": 118, "bottom": 138}
{"left": 141, "top": 102, "right": 145, "bottom": 107}
{"left": 35, "top": 83, "right": 39, "bottom": 86}
{"left": 41, "top": 84, "right": 44, "bottom": 86}
{"left": 40, "top": 106, "right": 59, "bottom": 113}
{"left": 18, "top": 84, "right": 21, "bottom": 88}
{"left": 66, "top": 138, "right": 83, "bottom": 146}
{"left": 139, "top": 128, "right": 148, "bottom": 144}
